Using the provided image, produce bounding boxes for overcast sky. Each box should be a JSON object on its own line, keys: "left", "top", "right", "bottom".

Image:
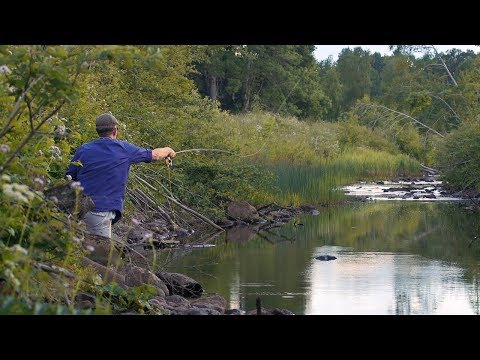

{"left": 314, "top": 45, "right": 479, "bottom": 62}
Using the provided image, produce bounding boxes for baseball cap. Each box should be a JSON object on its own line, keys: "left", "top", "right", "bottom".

{"left": 95, "top": 113, "right": 119, "bottom": 131}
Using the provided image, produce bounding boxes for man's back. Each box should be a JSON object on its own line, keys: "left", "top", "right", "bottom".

{"left": 66, "top": 138, "right": 152, "bottom": 218}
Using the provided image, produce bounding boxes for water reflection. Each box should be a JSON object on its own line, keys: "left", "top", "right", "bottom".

{"left": 163, "top": 202, "right": 480, "bottom": 315}
{"left": 306, "top": 247, "right": 475, "bottom": 314}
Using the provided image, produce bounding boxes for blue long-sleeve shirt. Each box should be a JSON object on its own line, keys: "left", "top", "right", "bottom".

{"left": 66, "top": 138, "right": 152, "bottom": 223}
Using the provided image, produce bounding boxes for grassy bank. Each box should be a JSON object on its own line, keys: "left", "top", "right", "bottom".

{"left": 270, "top": 148, "right": 420, "bottom": 206}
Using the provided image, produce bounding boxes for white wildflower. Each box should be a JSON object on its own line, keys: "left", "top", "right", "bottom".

{"left": 0, "top": 65, "right": 11, "bottom": 74}
{"left": 70, "top": 181, "right": 82, "bottom": 190}
{"left": 86, "top": 245, "right": 95, "bottom": 252}
{"left": 4, "top": 269, "right": 20, "bottom": 290}
{"left": 8, "top": 86, "right": 15, "bottom": 93}
{"left": 65, "top": 174, "right": 72, "bottom": 181}
{"left": 38, "top": 150, "right": 44, "bottom": 156}
{"left": 55, "top": 125, "right": 66, "bottom": 136}
{"left": 11, "top": 244, "right": 28, "bottom": 255}
{"left": 49, "top": 145, "right": 61, "bottom": 156}
{"left": 33, "top": 177, "right": 44, "bottom": 186}
{"left": 2, "top": 183, "right": 35, "bottom": 204}
{"left": 1, "top": 174, "right": 11, "bottom": 182}
{"left": 71, "top": 236, "right": 82, "bottom": 243}
{"left": 0, "top": 144, "right": 10, "bottom": 153}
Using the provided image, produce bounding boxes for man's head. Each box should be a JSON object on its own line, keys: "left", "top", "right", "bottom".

{"left": 96, "top": 113, "right": 119, "bottom": 138}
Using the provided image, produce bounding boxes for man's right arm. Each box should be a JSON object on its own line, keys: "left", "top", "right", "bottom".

{"left": 151, "top": 147, "right": 176, "bottom": 161}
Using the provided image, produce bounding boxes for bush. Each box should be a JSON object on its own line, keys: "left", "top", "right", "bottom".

{"left": 435, "top": 121, "right": 480, "bottom": 191}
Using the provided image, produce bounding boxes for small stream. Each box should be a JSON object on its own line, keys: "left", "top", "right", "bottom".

{"left": 163, "top": 180, "right": 480, "bottom": 315}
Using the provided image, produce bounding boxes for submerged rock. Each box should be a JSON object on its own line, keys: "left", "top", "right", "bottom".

{"left": 315, "top": 255, "right": 337, "bottom": 261}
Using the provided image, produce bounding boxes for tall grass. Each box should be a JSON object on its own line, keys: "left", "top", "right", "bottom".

{"left": 270, "top": 148, "right": 420, "bottom": 206}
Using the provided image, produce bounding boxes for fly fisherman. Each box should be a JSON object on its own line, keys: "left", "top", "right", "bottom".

{"left": 66, "top": 113, "right": 176, "bottom": 238}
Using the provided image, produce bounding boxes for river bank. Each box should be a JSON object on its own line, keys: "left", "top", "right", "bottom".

{"left": 72, "top": 200, "right": 320, "bottom": 315}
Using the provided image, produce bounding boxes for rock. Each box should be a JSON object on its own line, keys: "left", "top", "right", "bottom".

{"left": 165, "top": 295, "right": 191, "bottom": 307}
{"left": 246, "top": 307, "right": 294, "bottom": 315}
{"left": 315, "top": 255, "right": 337, "bottom": 261}
{"left": 169, "top": 306, "right": 195, "bottom": 315}
{"left": 147, "top": 298, "right": 171, "bottom": 314}
{"left": 272, "top": 308, "right": 295, "bottom": 315}
{"left": 156, "top": 272, "right": 203, "bottom": 298}
{"left": 75, "top": 292, "right": 96, "bottom": 309}
{"left": 246, "top": 307, "right": 273, "bottom": 315}
{"left": 187, "top": 307, "right": 222, "bottom": 315}
{"left": 224, "top": 309, "right": 242, "bottom": 315}
{"left": 83, "top": 233, "right": 124, "bottom": 266}
{"left": 120, "top": 264, "right": 169, "bottom": 296}
{"left": 227, "top": 201, "right": 260, "bottom": 223}
{"left": 80, "top": 257, "right": 126, "bottom": 286}
{"left": 190, "top": 294, "right": 227, "bottom": 314}
{"left": 44, "top": 181, "right": 95, "bottom": 219}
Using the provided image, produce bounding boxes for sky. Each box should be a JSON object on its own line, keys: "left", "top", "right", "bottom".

{"left": 314, "top": 45, "right": 479, "bottom": 62}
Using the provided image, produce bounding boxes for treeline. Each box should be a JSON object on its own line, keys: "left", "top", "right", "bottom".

{"left": 192, "top": 45, "right": 477, "bottom": 127}
{"left": 191, "top": 45, "right": 480, "bottom": 190}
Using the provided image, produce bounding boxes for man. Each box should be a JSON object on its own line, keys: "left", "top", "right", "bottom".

{"left": 66, "top": 113, "right": 176, "bottom": 238}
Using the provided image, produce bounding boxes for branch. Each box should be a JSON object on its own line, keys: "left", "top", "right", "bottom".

{"left": 176, "top": 148, "right": 236, "bottom": 155}
{"left": 33, "top": 261, "right": 75, "bottom": 279}
{"left": 134, "top": 174, "right": 225, "bottom": 232}
{"left": 431, "top": 46, "right": 458, "bottom": 87}
{"left": 0, "top": 99, "right": 66, "bottom": 174}
{"left": 0, "top": 75, "right": 44, "bottom": 139}
{"left": 428, "top": 93, "right": 461, "bottom": 123}
{"left": 359, "top": 103, "right": 445, "bottom": 138}
{"left": 25, "top": 95, "right": 34, "bottom": 132}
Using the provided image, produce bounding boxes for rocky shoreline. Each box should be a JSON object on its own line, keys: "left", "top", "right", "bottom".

{"left": 75, "top": 200, "right": 319, "bottom": 315}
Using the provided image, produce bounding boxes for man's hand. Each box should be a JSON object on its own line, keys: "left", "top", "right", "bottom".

{"left": 152, "top": 147, "right": 176, "bottom": 161}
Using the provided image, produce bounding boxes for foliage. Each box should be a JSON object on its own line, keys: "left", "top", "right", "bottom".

{"left": 435, "top": 120, "right": 480, "bottom": 191}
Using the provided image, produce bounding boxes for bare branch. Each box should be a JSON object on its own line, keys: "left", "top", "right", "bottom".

{"left": 0, "top": 75, "right": 44, "bottom": 139}
{"left": 359, "top": 103, "right": 445, "bottom": 138}
{"left": 431, "top": 46, "right": 458, "bottom": 87}
{"left": 134, "top": 174, "right": 225, "bottom": 232}
{"left": 0, "top": 99, "right": 66, "bottom": 174}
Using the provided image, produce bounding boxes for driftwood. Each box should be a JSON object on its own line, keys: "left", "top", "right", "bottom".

{"left": 420, "top": 164, "right": 440, "bottom": 175}
{"left": 134, "top": 174, "right": 225, "bottom": 232}
{"left": 44, "top": 180, "right": 95, "bottom": 219}
{"left": 155, "top": 271, "right": 203, "bottom": 298}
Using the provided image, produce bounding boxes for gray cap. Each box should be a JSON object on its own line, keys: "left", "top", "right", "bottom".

{"left": 95, "top": 113, "right": 119, "bottom": 131}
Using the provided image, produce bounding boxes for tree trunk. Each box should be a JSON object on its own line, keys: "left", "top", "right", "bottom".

{"left": 207, "top": 74, "right": 218, "bottom": 101}
{"left": 242, "top": 59, "right": 252, "bottom": 112}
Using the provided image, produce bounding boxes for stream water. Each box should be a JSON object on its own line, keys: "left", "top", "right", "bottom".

{"left": 164, "top": 182, "right": 480, "bottom": 315}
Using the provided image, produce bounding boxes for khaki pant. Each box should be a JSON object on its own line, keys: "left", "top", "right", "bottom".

{"left": 83, "top": 210, "right": 116, "bottom": 238}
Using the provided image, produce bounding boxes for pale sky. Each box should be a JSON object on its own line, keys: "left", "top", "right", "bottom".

{"left": 314, "top": 45, "right": 479, "bottom": 62}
